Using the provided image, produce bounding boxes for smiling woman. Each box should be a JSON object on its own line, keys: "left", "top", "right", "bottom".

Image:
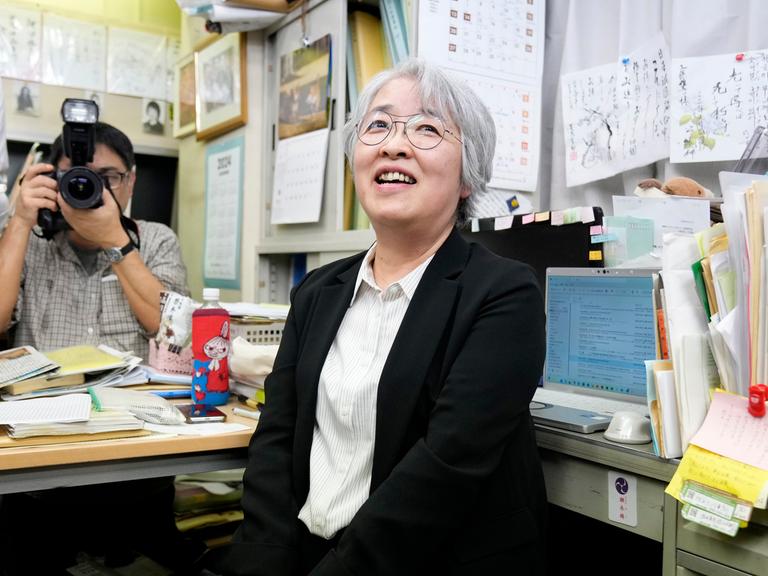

{"left": 205, "top": 59, "right": 548, "bottom": 576}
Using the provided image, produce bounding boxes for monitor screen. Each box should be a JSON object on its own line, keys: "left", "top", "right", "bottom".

{"left": 544, "top": 268, "right": 657, "bottom": 400}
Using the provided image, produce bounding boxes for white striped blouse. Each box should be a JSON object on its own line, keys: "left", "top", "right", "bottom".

{"left": 298, "top": 245, "right": 433, "bottom": 539}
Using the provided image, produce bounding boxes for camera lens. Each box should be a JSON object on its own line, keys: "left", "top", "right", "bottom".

{"left": 59, "top": 166, "right": 103, "bottom": 209}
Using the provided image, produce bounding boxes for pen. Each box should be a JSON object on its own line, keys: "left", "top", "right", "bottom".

{"left": 233, "top": 406, "right": 261, "bottom": 420}
{"left": 151, "top": 389, "right": 191, "bottom": 399}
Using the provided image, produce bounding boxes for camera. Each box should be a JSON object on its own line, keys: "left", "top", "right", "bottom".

{"left": 38, "top": 98, "right": 102, "bottom": 234}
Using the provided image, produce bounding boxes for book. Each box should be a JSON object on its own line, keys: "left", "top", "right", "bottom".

{"left": 3, "top": 372, "right": 85, "bottom": 396}
{"left": 380, "top": 0, "right": 409, "bottom": 65}
{"left": 345, "top": 25, "right": 359, "bottom": 110}
{"left": 348, "top": 11, "right": 389, "bottom": 92}
{"left": 343, "top": 161, "right": 355, "bottom": 230}
{"left": 0, "top": 346, "right": 60, "bottom": 387}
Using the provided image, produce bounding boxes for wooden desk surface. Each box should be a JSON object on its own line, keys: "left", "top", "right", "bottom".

{"left": 0, "top": 402, "right": 256, "bottom": 472}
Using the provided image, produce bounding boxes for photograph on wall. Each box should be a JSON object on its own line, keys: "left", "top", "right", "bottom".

{"left": 13, "top": 80, "right": 39, "bottom": 117}
{"left": 173, "top": 52, "right": 196, "bottom": 137}
{"left": 278, "top": 34, "right": 332, "bottom": 139}
{"left": 195, "top": 33, "right": 246, "bottom": 141}
{"left": 142, "top": 98, "right": 166, "bottom": 135}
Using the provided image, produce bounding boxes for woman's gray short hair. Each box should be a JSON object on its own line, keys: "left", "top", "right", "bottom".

{"left": 342, "top": 58, "right": 496, "bottom": 227}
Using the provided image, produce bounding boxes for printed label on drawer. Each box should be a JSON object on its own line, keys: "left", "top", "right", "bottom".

{"left": 608, "top": 471, "right": 637, "bottom": 527}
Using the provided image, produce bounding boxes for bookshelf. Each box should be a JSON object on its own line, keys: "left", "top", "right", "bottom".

{"left": 254, "top": 0, "right": 379, "bottom": 302}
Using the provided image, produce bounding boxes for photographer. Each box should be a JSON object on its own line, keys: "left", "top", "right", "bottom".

{"left": 0, "top": 121, "right": 187, "bottom": 361}
{"left": 0, "top": 120, "right": 199, "bottom": 574}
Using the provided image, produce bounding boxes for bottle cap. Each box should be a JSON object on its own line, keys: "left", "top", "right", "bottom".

{"left": 202, "top": 287, "right": 220, "bottom": 301}
{"left": 748, "top": 385, "right": 766, "bottom": 418}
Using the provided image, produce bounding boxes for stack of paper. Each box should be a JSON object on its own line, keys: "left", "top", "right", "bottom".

{"left": 661, "top": 233, "right": 720, "bottom": 450}
{"left": 7, "top": 409, "right": 143, "bottom": 438}
{"left": 666, "top": 391, "right": 768, "bottom": 536}
{"left": 0, "top": 345, "right": 145, "bottom": 401}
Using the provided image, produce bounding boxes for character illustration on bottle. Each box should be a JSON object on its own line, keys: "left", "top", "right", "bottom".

{"left": 192, "top": 322, "right": 230, "bottom": 401}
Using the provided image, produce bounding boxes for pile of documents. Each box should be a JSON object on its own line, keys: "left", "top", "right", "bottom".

{"left": 647, "top": 172, "right": 768, "bottom": 537}
{"left": 666, "top": 390, "right": 768, "bottom": 537}
{"left": 0, "top": 393, "right": 146, "bottom": 445}
{"left": 0, "top": 344, "right": 145, "bottom": 401}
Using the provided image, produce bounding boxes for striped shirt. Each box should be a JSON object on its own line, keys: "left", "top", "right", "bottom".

{"left": 298, "top": 245, "right": 433, "bottom": 539}
{"left": 11, "top": 220, "right": 188, "bottom": 361}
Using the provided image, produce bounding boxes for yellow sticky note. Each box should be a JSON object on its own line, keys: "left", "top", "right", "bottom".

{"left": 588, "top": 250, "right": 602, "bottom": 261}
{"left": 534, "top": 211, "right": 550, "bottom": 222}
{"left": 666, "top": 445, "right": 768, "bottom": 508}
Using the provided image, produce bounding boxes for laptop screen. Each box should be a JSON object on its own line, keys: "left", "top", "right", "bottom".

{"left": 544, "top": 268, "right": 657, "bottom": 402}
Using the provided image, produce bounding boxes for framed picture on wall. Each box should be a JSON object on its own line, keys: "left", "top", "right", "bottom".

{"left": 195, "top": 32, "right": 247, "bottom": 141}
{"left": 173, "top": 53, "right": 196, "bottom": 138}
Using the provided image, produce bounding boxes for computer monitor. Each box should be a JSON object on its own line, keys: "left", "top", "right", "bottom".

{"left": 543, "top": 267, "right": 657, "bottom": 404}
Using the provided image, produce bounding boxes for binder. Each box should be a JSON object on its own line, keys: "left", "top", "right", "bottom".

{"left": 348, "top": 11, "right": 389, "bottom": 92}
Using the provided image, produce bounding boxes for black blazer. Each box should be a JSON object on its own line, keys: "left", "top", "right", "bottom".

{"left": 215, "top": 229, "right": 547, "bottom": 575}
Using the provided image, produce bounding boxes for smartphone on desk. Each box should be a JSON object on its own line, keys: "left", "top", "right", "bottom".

{"left": 178, "top": 403, "right": 227, "bottom": 423}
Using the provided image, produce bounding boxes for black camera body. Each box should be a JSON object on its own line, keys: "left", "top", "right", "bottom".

{"left": 38, "top": 99, "right": 102, "bottom": 235}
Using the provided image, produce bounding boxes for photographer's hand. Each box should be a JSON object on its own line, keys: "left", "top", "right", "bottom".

{"left": 14, "top": 163, "right": 58, "bottom": 229}
{"left": 59, "top": 186, "right": 129, "bottom": 249}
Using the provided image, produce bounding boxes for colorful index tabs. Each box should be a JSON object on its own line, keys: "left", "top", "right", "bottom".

{"left": 588, "top": 250, "right": 602, "bottom": 261}
{"left": 522, "top": 213, "right": 535, "bottom": 225}
{"left": 494, "top": 215, "right": 514, "bottom": 230}
{"left": 534, "top": 211, "right": 550, "bottom": 222}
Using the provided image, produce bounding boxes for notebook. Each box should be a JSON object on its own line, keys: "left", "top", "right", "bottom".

{"left": 531, "top": 267, "right": 658, "bottom": 433}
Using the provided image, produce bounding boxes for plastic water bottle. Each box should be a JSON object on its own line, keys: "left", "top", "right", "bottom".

{"left": 191, "top": 288, "right": 230, "bottom": 406}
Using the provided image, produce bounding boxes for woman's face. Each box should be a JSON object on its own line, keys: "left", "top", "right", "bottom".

{"left": 353, "top": 77, "right": 467, "bottom": 232}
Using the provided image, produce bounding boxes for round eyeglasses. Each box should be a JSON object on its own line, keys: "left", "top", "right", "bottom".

{"left": 356, "top": 110, "right": 463, "bottom": 150}
{"left": 97, "top": 170, "right": 130, "bottom": 190}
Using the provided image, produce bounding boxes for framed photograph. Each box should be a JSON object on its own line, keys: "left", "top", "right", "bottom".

{"left": 173, "top": 53, "right": 196, "bottom": 138}
{"left": 278, "top": 34, "right": 332, "bottom": 139}
{"left": 195, "top": 33, "right": 247, "bottom": 141}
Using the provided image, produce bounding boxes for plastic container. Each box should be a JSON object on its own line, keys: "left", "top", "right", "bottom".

{"left": 191, "top": 288, "right": 230, "bottom": 406}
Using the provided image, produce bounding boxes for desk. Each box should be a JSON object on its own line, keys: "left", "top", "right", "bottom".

{"left": 1, "top": 405, "right": 765, "bottom": 574}
{"left": 0, "top": 403, "right": 255, "bottom": 495}
{"left": 535, "top": 424, "right": 768, "bottom": 576}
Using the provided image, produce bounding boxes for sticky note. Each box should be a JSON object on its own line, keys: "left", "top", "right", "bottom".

{"left": 534, "top": 211, "right": 550, "bottom": 222}
{"left": 581, "top": 206, "right": 596, "bottom": 223}
{"left": 590, "top": 225, "right": 603, "bottom": 235}
{"left": 494, "top": 215, "right": 513, "bottom": 230}
{"left": 591, "top": 233, "right": 619, "bottom": 244}
{"left": 666, "top": 445, "right": 768, "bottom": 508}
{"left": 550, "top": 211, "right": 564, "bottom": 226}
{"left": 562, "top": 207, "right": 581, "bottom": 224}
{"left": 588, "top": 250, "right": 602, "bottom": 261}
{"left": 522, "top": 213, "right": 535, "bottom": 225}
